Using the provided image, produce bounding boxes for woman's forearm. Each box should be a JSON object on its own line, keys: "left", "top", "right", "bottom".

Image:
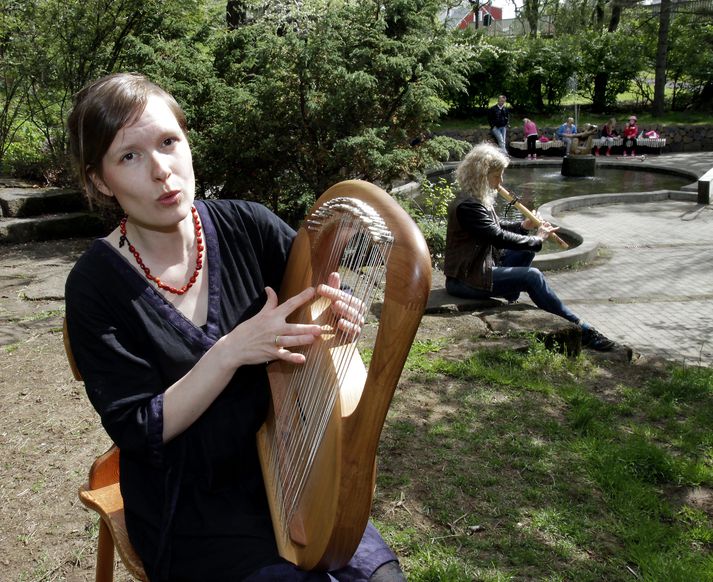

{"left": 161, "top": 337, "right": 239, "bottom": 442}
{"left": 160, "top": 286, "right": 324, "bottom": 442}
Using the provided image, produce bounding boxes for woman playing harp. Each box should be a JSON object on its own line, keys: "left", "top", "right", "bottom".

{"left": 64, "top": 72, "right": 406, "bottom": 581}
{"left": 443, "top": 142, "right": 616, "bottom": 352}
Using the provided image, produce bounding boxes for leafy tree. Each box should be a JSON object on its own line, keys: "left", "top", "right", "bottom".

{"left": 590, "top": 0, "right": 631, "bottom": 112}
{"left": 200, "top": 0, "right": 471, "bottom": 222}
{"left": 13, "top": 0, "right": 208, "bottom": 181}
{"left": 578, "top": 27, "right": 645, "bottom": 110}
{"left": 446, "top": 31, "right": 518, "bottom": 116}
{"left": 669, "top": 17, "right": 713, "bottom": 110}
{"left": 521, "top": 0, "right": 553, "bottom": 37}
{"left": 0, "top": 0, "right": 32, "bottom": 170}
{"left": 652, "top": 0, "right": 672, "bottom": 115}
{"left": 550, "top": 0, "right": 644, "bottom": 113}
{"left": 507, "top": 35, "right": 579, "bottom": 112}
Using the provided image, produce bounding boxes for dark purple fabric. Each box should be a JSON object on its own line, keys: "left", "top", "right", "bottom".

{"left": 245, "top": 522, "right": 398, "bottom": 582}
{"left": 65, "top": 200, "right": 401, "bottom": 580}
{"left": 66, "top": 200, "right": 296, "bottom": 579}
{"left": 146, "top": 394, "right": 164, "bottom": 467}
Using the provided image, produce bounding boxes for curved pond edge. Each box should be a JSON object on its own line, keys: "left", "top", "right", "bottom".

{"left": 534, "top": 189, "right": 699, "bottom": 270}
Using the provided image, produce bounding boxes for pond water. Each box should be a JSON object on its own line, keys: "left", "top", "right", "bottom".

{"left": 428, "top": 165, "right": 691, "bottom": 255}
{"left": 499, "top": 166, "right": 691, "bottom": 210}
{"left": 503, "top": 167, "right": 690, "bottom": 253}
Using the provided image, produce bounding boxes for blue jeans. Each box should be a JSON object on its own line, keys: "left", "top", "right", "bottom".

{"left": 562, "top": 137, "right": 573, "bottom": 155}
{"left": 491, "top": 126, "right": 507, "bottom": 152}
{"left": 446, "top": 250, "right": 580, "bottom": 324}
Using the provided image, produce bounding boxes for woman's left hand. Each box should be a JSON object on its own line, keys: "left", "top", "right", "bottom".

{"left": 316, "top": 272, "right": 366, "bottom": 341}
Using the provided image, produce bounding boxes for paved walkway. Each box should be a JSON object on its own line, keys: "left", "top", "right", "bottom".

{"left": 510, "top": 153, "right": 713, "bottom": 365}
{"left": 545, "top": 198, "right": 713, "bottom": 365}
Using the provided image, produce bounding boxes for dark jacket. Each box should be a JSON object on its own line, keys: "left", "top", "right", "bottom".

{"left": 601, "top": 124, "right": 618, "bottom": 138}
{"left": 444, "top": 198, "right": 543, "bottom": 291}
{"left": 488, "top": 104, "right": 509, "bottom": 129}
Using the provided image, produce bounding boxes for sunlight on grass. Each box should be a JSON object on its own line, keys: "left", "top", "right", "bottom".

{"left": 407, "top": 336, "right": 590, "bottom": 394}
{"left": 404, "top": 338, "right": 448, "bottom": 377}
{"left": 382, "top": 340, "right": 713, "bottom": 581}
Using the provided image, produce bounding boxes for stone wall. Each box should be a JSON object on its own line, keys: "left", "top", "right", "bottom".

{"left": 437, "top": 124, "right": 713, "bottom": 153}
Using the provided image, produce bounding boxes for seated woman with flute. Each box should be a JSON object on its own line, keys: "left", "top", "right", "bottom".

{"left": 444, "top": 142, "right": 615, "bottom": 352}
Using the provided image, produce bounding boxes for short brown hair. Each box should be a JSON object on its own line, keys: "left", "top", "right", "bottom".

{"left": 67, "top": 72, "right": 188, "bottom": 206}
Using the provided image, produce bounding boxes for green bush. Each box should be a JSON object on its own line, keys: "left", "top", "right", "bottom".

{"left": 2, "top": 126, "right": 53, "bottom": 183}
{"left": 397, "top": 177, "right": 455, "bottom": 269}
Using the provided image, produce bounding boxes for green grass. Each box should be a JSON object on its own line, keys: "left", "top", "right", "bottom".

{"left": 375, "top": 338, "right": 713, "bottom": 581}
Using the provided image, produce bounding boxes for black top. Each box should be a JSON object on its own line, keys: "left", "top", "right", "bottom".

{"left": 444, "top": 198, "right": 542, "bottom": 291}
{"left": 455, "top": 199, "right": 541, "bottom": 252}
{"left": 65, "top": 200, "right": 295, "bottom": 579}
{"left": 487, "top": 104, "right": 509, "bottom": 129}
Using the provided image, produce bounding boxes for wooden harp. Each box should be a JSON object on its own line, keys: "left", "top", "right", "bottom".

{"left": 257, "top": 180, "right": 431, "bottom": 571}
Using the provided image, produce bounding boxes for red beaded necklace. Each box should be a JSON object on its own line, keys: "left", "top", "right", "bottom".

{"left": 119, "top": 206, "right": 204, "bottom": 295}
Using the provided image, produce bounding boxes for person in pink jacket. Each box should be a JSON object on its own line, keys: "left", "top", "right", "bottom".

{"left": 523, "top": 118, "right": 539, "bottom": 160}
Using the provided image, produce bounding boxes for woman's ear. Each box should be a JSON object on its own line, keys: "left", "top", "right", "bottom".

{"left": 88, "top": 169, "right": 112, "bottom": 198}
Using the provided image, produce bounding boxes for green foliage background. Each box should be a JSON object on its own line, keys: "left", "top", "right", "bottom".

{"left": 1, "top": 0, "right": 711, "bottom": 218}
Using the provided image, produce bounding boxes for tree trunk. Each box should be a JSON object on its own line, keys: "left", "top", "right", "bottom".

{"left": 591, "top": 2, "right": 623, "bottom": 113}
{"left": 468, "top": 0, "right": 482, "bottom": 29}
{"left": 529, "top": 77, "right": 544, "bottom": 111}
{"left": 695, "top": 80, "right": 713, "bottom": 111}
{"left": 524, "top": 0, "right": 539, "bottom": 36}
{"left": 653, "top": 0, "right": 672, "bottom": 115}
{"left": 608, "top": 4, "right": 622, "bottom": 32}
{"left": 226, "top": 0, "right": 248, "bottom": 29}
{"left": 592, "top": 72, "right": 608, "bottom": 112}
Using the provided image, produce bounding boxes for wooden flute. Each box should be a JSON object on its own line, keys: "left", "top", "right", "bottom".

{"left": 497, "top": 185, "right": 569, "bottom": 249}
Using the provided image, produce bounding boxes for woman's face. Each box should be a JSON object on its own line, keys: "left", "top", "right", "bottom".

{"left": 90, "top": 95, "right": 195, "bottom": 231}
{"left": 487, "top": 168, "right": 504, "bottom": 190}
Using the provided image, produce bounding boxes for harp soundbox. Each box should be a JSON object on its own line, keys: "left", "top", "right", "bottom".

{"left": 257, "top": 180, "right": 431, "bottom": 571}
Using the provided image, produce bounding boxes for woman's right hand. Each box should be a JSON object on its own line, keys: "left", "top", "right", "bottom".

{"left": 536, "top": 223, "right": 560, "bottom": 241}
{"left": 162, "top": 286, "right": 322, "bottom": 442}
{"left": 219, "top": 286, "right": 323, "bottom": 369}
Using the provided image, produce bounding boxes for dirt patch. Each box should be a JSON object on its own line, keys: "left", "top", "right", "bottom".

{"left": 0, "top": 238, "right": 678, "bottom": 580}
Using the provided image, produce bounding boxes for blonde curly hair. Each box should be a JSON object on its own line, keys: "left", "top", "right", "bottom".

{"left": 455, "top": 142, "right": 510, "bottom": 207}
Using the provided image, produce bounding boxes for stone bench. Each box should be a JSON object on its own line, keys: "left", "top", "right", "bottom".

{"left": 592, "top": 137, "right": 666, "bottom": 152}
{"left": 426, "top": 286, "right": 502, "bottom": 314}
{"left": 509, "top": 140, "right": 564, "bottom": 152}
{"left": 510, "top": 137, "right": 666, "bottom": 157}
{"left": 426, "top": 286, "right": 582, "bottom": 355}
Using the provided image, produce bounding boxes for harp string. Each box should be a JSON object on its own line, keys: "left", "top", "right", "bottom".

{"left": 267, "top": 200, "right": 394, "bottom": 530}
{"left": 281, "top": 215, "right": 365, "bottom": 521}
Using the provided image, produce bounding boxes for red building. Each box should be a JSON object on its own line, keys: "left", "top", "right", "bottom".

{"left": 456, "top": 5, "right": 503, "bottom": 29}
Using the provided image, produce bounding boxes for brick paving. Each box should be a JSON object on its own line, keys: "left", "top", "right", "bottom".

{"left": 534, "top": 194, "right": 713, "bottom": 365}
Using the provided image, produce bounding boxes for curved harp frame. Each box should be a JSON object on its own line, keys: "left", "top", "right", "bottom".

{"left": 257, "top": 180, "right": 431, "bottom": 571}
